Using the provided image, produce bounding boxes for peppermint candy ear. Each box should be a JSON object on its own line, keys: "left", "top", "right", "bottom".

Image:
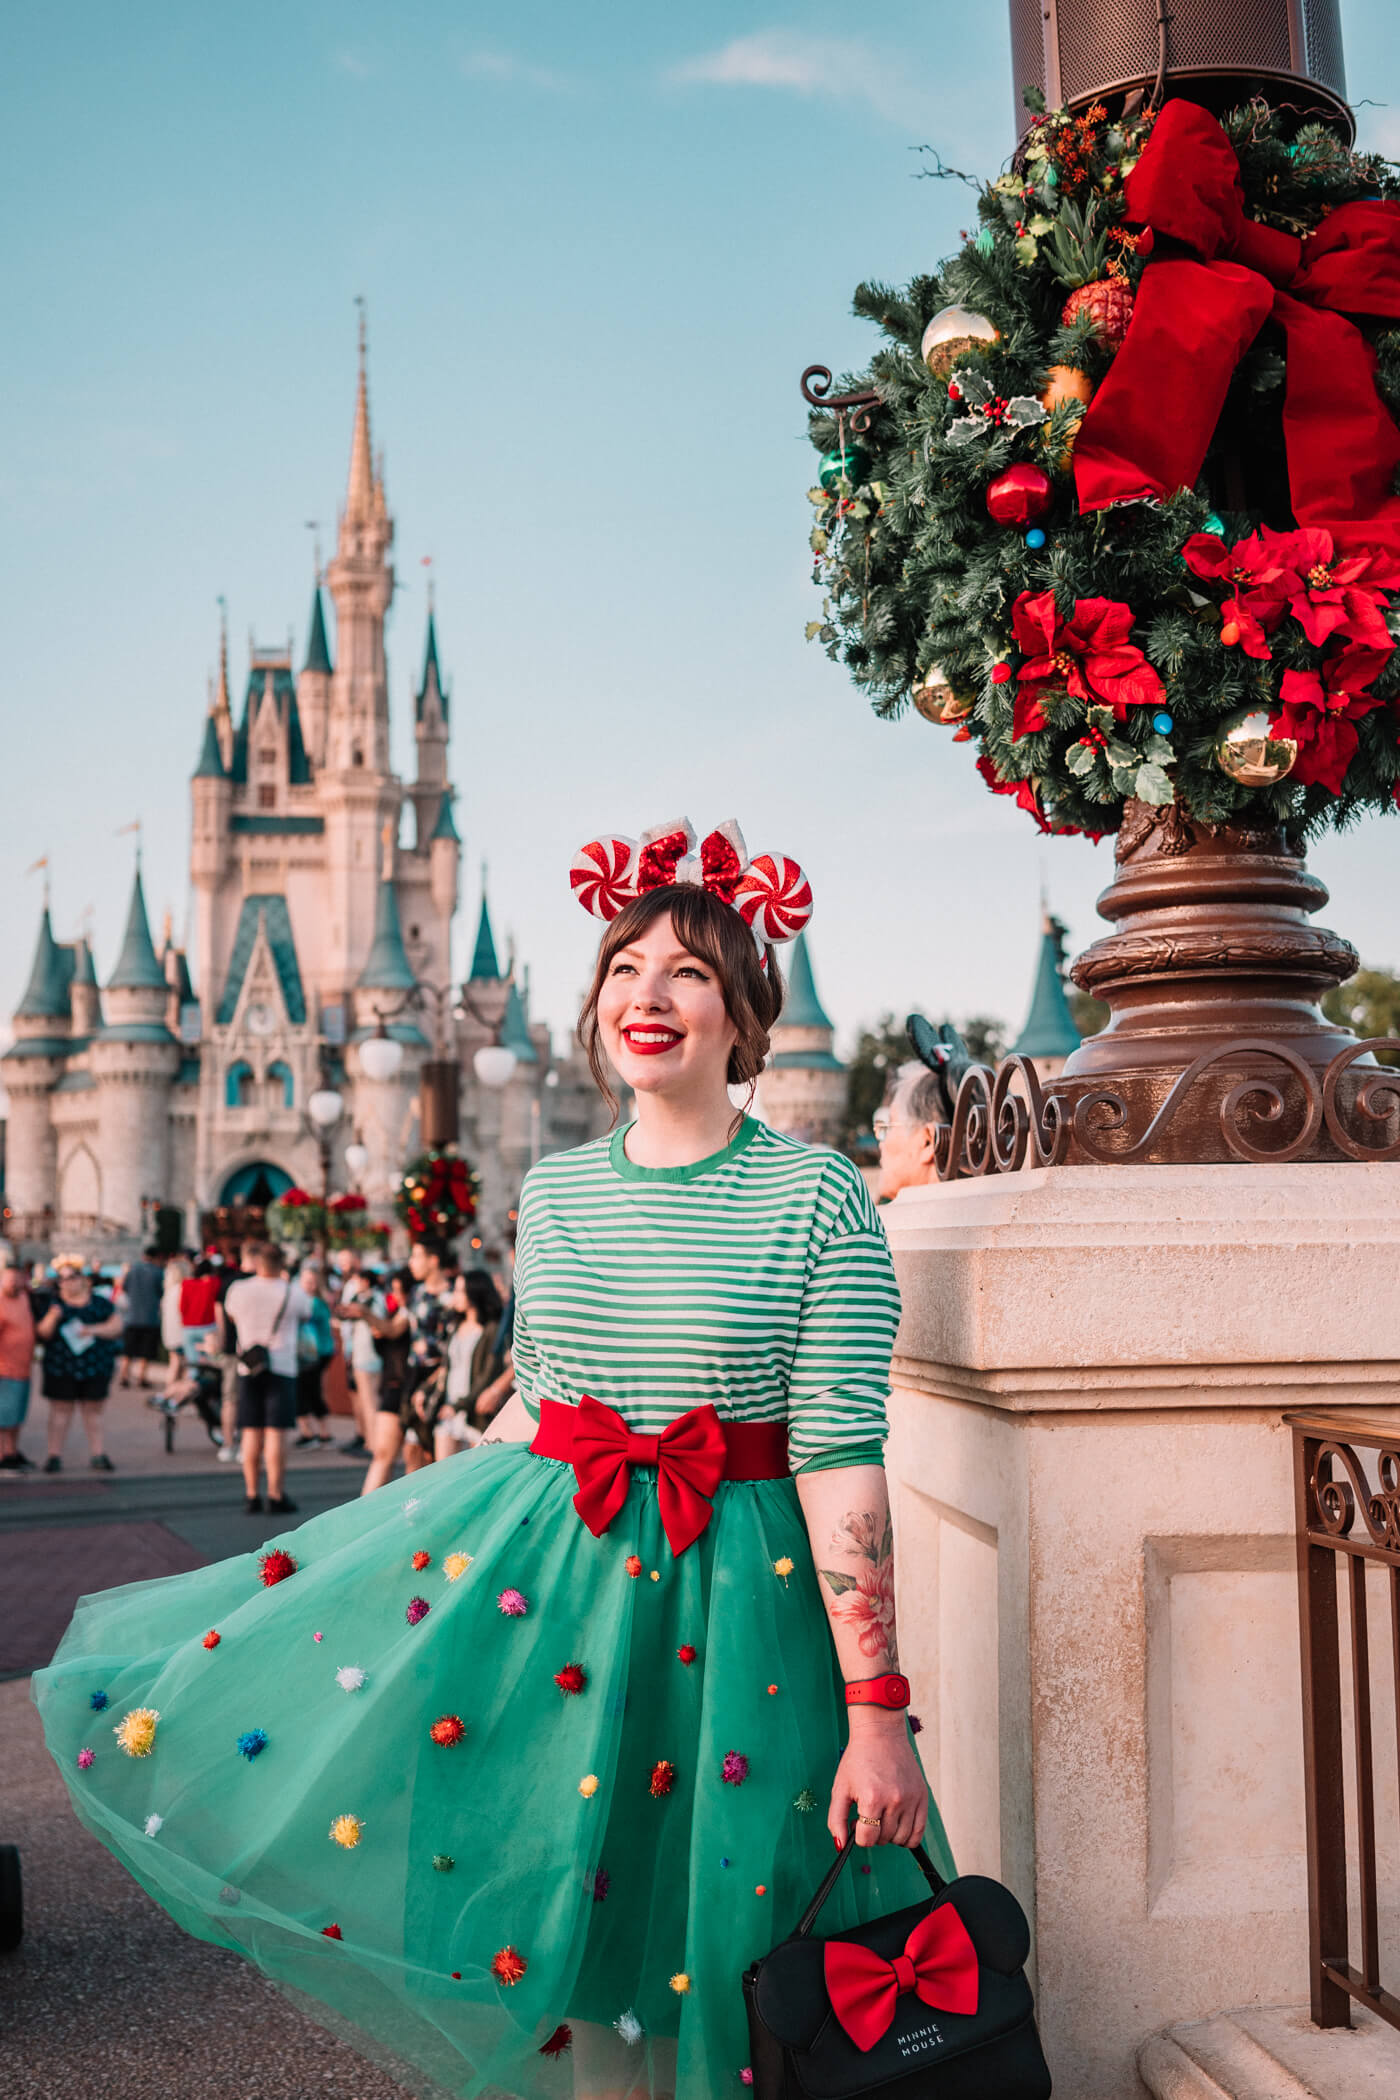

{"left": 733, "top": 854, "right": 814, "bottom": 943}
{"left": 570, "top": 836, "right": 639, "bottom": 920}
{"left": 636, "top": 819, "right": 697, "bottom": 892}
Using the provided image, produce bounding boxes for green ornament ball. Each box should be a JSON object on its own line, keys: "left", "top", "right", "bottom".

{"left": 1203, "top": 511, "right": 1225, "bottom": 536}
{"left": 819, "top": 446, "right": 867, "bottom": 493}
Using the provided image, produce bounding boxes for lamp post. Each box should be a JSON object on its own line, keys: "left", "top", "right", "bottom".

{"left": 361, "top": 980, "right": 518, "bottom": 1145}
{"left": 304, "top": 1060, "right": 346, "bottom": 1210}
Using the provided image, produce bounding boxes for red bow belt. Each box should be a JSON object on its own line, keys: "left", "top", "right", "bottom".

{"left": 530, "top": 1395, "right": 789, "bottom": 1555}
{"left": 823, "top": 1904, "right": 980, "bottom": 2053}
{"left": 1075, "top": 100, "right": 1400, "bottom": 554}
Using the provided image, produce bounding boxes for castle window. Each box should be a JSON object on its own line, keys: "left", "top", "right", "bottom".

{"left": 258, "top": 784, "right": 277, "bottom": 809}
{"left": 226, "top": 1060, "right": 255, "bottom": 1109}
{"left": 352, "top": 745, "right": 364, "bottom": 768}
{"left": 258, "top": 746, "right": 277, "bottom": 767}
{"left": 267, "top": 1060, "right": 294, "bottom": 1109}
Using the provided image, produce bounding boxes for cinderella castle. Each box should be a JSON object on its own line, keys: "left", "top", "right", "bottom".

{"left": 2, "top": 338, "right": 874, "bottom": 1258}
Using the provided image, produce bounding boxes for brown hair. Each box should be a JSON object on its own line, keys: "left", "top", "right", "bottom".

{"left": 578, "top": 886, "right": 785, "bottom": 1116}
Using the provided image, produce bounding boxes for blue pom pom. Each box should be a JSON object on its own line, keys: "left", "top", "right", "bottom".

{"left": 236, "top": 1728, "right": 269, "bottom": 1761}
{"left": 721, "top": 1858, "right": 730, "bottom": 1868}
{"left": 1202, "top": 512, "right": 1225, "bottom": 537}
{"left": 1025, "top": 528, "right": 1047, "bottom": 549}
{"left": 1152, "top": 710, "right": 1174, "bottom": 735}
{"left": 89, "top": 1690, "right": 109, "bottom": 1711}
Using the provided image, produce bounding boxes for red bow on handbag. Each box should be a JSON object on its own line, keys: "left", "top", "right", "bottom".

{"left": 570, "top": 1394, "right": 728, "bottom": 1556}
{"left": 1075, "top": 100, "right": 1400, "bottom": 555}
{"left": 823, "top": 1905, "right": 979, "bottom": 2053}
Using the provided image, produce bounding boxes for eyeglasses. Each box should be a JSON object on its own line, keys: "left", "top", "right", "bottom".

{"left": 872, "top": 1111, "right": 914, "bottom": 1140}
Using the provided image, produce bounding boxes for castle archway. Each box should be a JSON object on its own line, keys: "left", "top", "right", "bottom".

{"left": 218, "top": 1160, "right": 293, "bottom": 1208}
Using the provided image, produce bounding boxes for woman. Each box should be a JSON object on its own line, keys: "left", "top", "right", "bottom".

{"left": 159, "top": 1255, "right": 190, "bottom": 1397}
{"left": 37, "top": 1257, "right": 124, "bottom": 1473}
{"left": 178, "top": 1257, "right": 222, "bottom": 1368}
{"left": 293, "top": 1261, "right": 336, "bottom": 1447}
{"left": 33, "top": 823, "right": 951, "bottom": 2100}
{"left": 432, "top": 1269, "right": 503, "bottom": 1461}
{"left": 359, "top": 1275, "right": 412, "bottom": 1497}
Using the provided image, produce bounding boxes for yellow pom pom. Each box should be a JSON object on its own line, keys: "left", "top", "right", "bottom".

{"left": 443, "top": 1552, "right": 473, "bottom": 1582}
{"left": 649, "top": 1570, "right": 660, "bottom": 1582}
{"left": 669, "top": 1972, "right": 691, "bottom": 1995}
{"left": 773, "top": 1557, "right": 794, "bottom": 1582}
{"left": 114, "top": 1707, "right": 159, "bottom": 1758}
{"left": 329, "top": 1813, "right": 364, "bottom": 1849}
{"left": 578, "top": 1774, "right": 599, "bottom": 1798}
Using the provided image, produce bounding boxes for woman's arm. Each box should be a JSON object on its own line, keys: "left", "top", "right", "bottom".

{"left": 91, "top": 1309, "right": 125, "bottom": 1340}
{"left": 795, "top": 1461, "right": 927, "bottom": 1853}
{"left": 36, "top": 1302, "right": 64, "bottom": 1339}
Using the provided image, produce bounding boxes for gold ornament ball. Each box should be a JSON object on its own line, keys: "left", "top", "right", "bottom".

{"left": 1041, "top": 364, "right": 1095, "bottom": 413}
{"left": 1214, "top": 711, "right": 1298, "bottom": 787}
{"left": 920, "top": 305, "right": 1000, "bottom": 379}
{"left": 912, "top": 665, "right": 976, "bottom": 724}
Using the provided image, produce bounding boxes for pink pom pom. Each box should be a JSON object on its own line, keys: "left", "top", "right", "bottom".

{"left": 733, "top": 854, "right": 813, "bottom": 944}
{"left": 722, "top": 1750, "right": 750, "bottom": 1786}
{"left": 77, "top": 1748, "right": 95, "bottom": 1770}
{"left": 497, "top": 1588, "right": 529, "bottom": 1617}
{"left": 570, "top": 836, "right": 638, "bottom": 920}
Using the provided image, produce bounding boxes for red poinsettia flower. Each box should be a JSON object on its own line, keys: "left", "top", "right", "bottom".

{"left": 1182, "top": 528, "right": 1296, "bottom": 660}
{"left": 1010, "top": 590, "right": 1163, "bottom": 730}
{"left": 1258, "top": 525, "right": 1400, "bottom": 652}
{"left": 976, "top": 754, "right": 1052, "bottom": 831}
{"left": 1270, "top": 643, "right": 1391, "bottom": 794}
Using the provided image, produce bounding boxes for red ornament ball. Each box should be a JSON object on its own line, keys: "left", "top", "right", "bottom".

{"left": 990, "top": 663, "right": 1014, "bottom": 686}
{"left": 430, "top": 1714, "right": 466, "bottom": 1747}
{"left": 554, "top": 1663, "right": 587, "bottom": 1696}
{"left": 258, "top": 1549, "right": 298, "bottom": 1588}
{"left": 986, "top": 463, "right": 1053, "bottom": 528}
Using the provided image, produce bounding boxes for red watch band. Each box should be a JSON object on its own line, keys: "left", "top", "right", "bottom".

{"left": 844, "top": 1672, "right": 911, "bottom": 1709}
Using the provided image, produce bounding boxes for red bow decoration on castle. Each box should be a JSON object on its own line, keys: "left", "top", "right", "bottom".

{"left": 1074, "top": 100, "right": 1400, "bottom": 554}
{"left": 823, "top": 1904, "right": 980, "bottom": 2053}
{"left": 569, "top": 1395, "right": 727, "bottom": 1555}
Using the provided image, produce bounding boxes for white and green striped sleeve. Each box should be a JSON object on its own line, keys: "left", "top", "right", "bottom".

{"left": 784, "top": 1161, "right": 900, "bottom": 1473}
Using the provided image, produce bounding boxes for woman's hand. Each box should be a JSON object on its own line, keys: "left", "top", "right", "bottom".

{"left": 829, "top": 1708, "right": 928, "bottom": 1850}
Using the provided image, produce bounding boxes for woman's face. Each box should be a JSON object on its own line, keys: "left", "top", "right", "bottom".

{"left": 58, "top": 1271, "right": 91, "bottom": 1304}
{"left": 596, "top": 911, "right": 738, "bottom": 1101}
{"left": 451, "top": 1275, "right": 469, "bottom": 1313}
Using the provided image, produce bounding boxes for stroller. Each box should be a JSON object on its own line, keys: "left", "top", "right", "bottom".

{"left": 148, "top": 1357, "right": 225, "bottom": 1455}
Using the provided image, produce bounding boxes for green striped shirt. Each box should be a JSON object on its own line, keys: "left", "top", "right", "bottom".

{"left": 511, "top": 1116, "right": 899, "bottom": 1472}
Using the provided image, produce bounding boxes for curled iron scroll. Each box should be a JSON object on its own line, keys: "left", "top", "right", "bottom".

{"left": 1321, "top": 1039, "right": 1400, "bottom": 1162}
{"left": 1310, "top": 1440, "right": 1400, "bottom": 1552}
{"left": 799, "top": 366, "right": 884, "bottom": 435}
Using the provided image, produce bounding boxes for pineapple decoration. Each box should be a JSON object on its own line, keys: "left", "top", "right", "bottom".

{"left": 1049, "top": 200, "right": 1134, "bottom": 346}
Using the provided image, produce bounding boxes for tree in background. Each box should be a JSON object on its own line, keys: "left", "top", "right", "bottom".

{"left": 1067, "top": 988, "right": 1109, "bottom": 1039}
{"left": 1322, "top": 968, "right": 1400, "bottom": 1067}
{"left": 841, "top": 1012, "right": 1010, "bottom": 1151}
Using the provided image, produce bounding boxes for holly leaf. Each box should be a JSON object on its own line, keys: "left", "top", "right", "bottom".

{"left": 810, "top": 528, "right": 828, "bottom": 554}
{"left": 1109, "top": 762, "right": 1139, "bottom": 795}
{"left": 807, "top": 487, "right": 829, "bottom": 507}
{"left": 1015, "top": 236, "right": 1039, "bottom": 266}
{"left": 950, "top": 367, "right": 993, "bottom": 406}
{"left": 1145, "top": 733, "right": 1174, "bottom": 763}
{"left": 1066, "top": 741, "right": 1099, "bottom": 778}
{"left": 1027, "top": 214, "right": 1054, "bottom": 235}
{"left": 1005, "top": 397, "right": 1048, "bottom": 427}
{"left": 805, "top": 621, "right": 825, "bottom": 641}
{"left": 1086, "top": 704, "right": 1116, "bottom": 733}
{"left": 1134, "top": 760, "right": 1175, "bottom": 804}
{"left": 945, "top": 418, "right": 987, "bottom": 449}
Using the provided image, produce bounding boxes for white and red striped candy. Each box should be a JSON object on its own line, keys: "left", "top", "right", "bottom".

{"left": 570, "top": 836, "right": 638, "bottom": 920}
{"left": 733, "top": 854, "right": 814, "bottom": 943}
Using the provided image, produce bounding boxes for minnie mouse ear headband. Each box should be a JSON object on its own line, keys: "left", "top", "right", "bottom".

{"left": 570, "top": 818, "right": 813, "bottom": 945}
{"left": 906, "top": 1015, "right": 972, "bottom": 1122}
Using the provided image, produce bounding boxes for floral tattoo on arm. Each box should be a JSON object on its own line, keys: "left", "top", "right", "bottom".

{"left": 820, "top": 1508, "right": 898, "bottom": 1668}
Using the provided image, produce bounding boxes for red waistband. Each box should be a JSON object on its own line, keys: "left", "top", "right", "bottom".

{"left": 530, "top": 1397, "right": 789, "bottom": 1480}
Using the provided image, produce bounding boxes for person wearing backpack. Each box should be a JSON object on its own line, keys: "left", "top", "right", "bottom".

{"left": 219, "top": 1241, "right": 313, "bottom": 1516}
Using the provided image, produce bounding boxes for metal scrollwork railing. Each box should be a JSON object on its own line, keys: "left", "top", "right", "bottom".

{"left": 933, "top": 1037, "right": 1400, "bottom": 1180}
{"left": 799, "top": 366, "right": 884, "bottom": 435}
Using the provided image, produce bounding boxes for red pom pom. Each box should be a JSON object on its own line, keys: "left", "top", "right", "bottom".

{"left": 649, "top": 1759, "right": 676, "bottom": 1798}
{"left": 202, "top": 1630, "right": 221, "bottom": 1649}
{"left": 985, "top": 463, "right": 1053, "bottom": 527}
{"left": 321, "top": 1923, "right": 343, "bottom": 1940}
{"left": 258, "top": 1549, "right": 298, "bottom": 1588}
{"left": 540, "top": 2024, "right": 574, "bottom": 2058}
{"left": 625, "top": 1555, "right": 643, "bottom": 1578}
{"left": 677, "top": 1644, "right": 697, "bottom": 1666}
{"left": 492, "top": 1945, "right": 528, "bottom": 1986}
{"left": 990, "top": 663, "right": 1013, "bottom": 685}
{"left": 430, "top": 1714, "right": 466, "bottom": 1746}
{"left": 554, "top": 1663, "right": 587, "bottom": 1696}
{"left": 411, "top": 1551, "right": 431, "bottom": 1571}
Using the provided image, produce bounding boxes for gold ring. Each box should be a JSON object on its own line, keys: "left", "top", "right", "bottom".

{"left": 856, "top": 1813, "right": 882, "bottom": 1827}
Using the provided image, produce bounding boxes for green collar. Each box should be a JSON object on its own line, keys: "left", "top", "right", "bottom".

{"left": 609, "top": 1115, "right": 761, "bottom": 1184}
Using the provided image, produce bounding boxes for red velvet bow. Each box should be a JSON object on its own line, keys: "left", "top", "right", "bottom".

{"left": 570, "top": 1394, "right": 728, "bottom": 1556}
{"left": 1075, "top": 100, "right": 1400, "bottom": 554}
{"left": 823, "top": 1904, "right": 979, "bottom": 2053}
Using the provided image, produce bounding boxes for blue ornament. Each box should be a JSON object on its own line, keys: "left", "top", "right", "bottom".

{"left": 1152, "top": 710, "right": 1174, "bottom": 735}
{"left": 1025, "top": 527, "right": 1047, "bottom": 549}
{"left": 236, "top": 1728, "right": 269, "bottom": 1761}
{"left": 89, "top": 1690, "right": 109, "bottom": 1711}
{"left": 1202, "top": 512, "right": 1225, "bottom": 537}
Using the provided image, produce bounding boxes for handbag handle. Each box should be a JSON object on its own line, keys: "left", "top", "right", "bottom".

{"left": 792, "top": 1827, "right": 947, "bottom": 1940}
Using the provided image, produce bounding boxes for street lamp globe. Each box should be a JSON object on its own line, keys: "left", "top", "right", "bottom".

{"left": 473, "top": 1044, "right": 517, "bottom": 1090}
{"left": 359, "top": 1031, "right": 404, "bottom": 1083}
{"left": 307, "top": 1087, "right": 344, "bottom": 1129}
{"left": 344, "top": 1141, "right": 370, "bottom": 1180}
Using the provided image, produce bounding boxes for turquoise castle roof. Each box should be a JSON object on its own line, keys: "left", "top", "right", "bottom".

{"left": 16, "top": 907, "right": 71, "bottom": 1021}
{"left": 431, "top": 790, "right": 460, "bottom": 843}
{"left": 107, "top": 869, "right": 167, "bottom": 992}
{"left": 470, "top": 892, "right": 501, "bottom": 981}
{"left": 781, "top": 933, "right": 834, "bottom": 1032}
{"left": 500, "top": 977, "right": 538, "bottom": 1064}
{"left": 72, "top": 937, "right": 99, "bottom": 989}
{"left": 305, "top": 584, "right": 333, "bottom": 675}
{"left": 417, "top": 609, "right": 448, "bottom": 722}
{"left": 1011, "top": 914, "right": 1082, "bottom": 1060}
{"left": 216, "top": 895, "right": 307, "bottom": 1026}
{"left": 357, "top": 879, "right": 418, "bottom": 992}
{"left": 193, "top": 709, "right": 227, "bottom": 779}
{"left": 230, "top": 662, "right": 312, "bottom": 786}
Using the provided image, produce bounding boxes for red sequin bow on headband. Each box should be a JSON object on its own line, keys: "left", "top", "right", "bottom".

{"left": 570, "top": 818, "right": 814, "bottom": 944}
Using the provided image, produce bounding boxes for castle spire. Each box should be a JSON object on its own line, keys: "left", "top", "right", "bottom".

{"left": 782, "top": 932, "right": 834, "bottom": 1031}
{"left": 346, "top": 300, "right": 375, "bottom": 524}
{"left": 107, "top": 865, "right": 166, "bottom": 992}
{"left": 357, "top": 874, "right": 417, "bottom": 992}
{"left": 16, "top": 904, "right": 70, "bottom": 1021}
{"left": 1010, "top": 907, "right": 1082, "bottom": 1063}
{"left": 304, "top": 576, "right": 333, "bottom": 675}
{"left": 470, "top": 873, "right": 501, "bottom": 982}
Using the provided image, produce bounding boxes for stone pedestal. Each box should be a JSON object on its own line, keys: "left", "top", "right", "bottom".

{"left": 882, "top": 1164, "right": 1400, "bottom": 2100}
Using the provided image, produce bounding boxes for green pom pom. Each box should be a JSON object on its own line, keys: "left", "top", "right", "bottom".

{"left": 433, "top": 1853, "right": 455, "bottom": 1872}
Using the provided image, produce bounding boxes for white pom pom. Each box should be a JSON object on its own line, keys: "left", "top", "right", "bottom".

{"left": 144, "top": 1813, "right": 164, "bottom": 1838}
{"left": 336, "top": 1665, "right": 367, "bottom": 1693}
{"left": 614, "top": 2010, "right": 644, "bottom": 2046}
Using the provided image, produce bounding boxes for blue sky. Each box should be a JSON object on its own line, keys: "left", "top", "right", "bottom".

{"left": 4, "top": 1, "right": 1399, "bottom": 1056}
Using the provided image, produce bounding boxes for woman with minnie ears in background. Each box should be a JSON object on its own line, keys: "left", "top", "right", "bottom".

{"left": 32, "top": 817, "right": 952, "bottom": 2100}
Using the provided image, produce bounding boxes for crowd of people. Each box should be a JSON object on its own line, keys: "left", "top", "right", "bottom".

{"left": 0, "top": 1233, "right": 515, "bottom": 1513}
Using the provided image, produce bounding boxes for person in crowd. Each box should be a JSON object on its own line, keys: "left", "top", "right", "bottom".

{"left": 874, "top": 1059, "right": 953, "bottom": 1199}
{"left": 178, "top": 1254, "right": 222, "bottom": 1367}
{"left": 293, "top": 1260, "right": 336, "bottom": 1446}
{"left": 219, "top": 1241, "right": 312, "bottom": 1517}
{"left": 212, "top": 1242, "right": 254, "bottom": 1463}
{"left": 159, "top": 1254, "right": 190, "bottom": 1391}
{"left": 400, "top": 1238, "right": 456, "bottom": 1475}
{"left": 338, "top": 1264, "right": 387, "bottom": 1462}
{"left": 0, "top": 1256, "right": 37, "bottom": 1470}
{"left": 115, "top": 1245, "right": 166, "bottom": 1391}
{"left": 358, "top": 1268, "right": 412, "bottom": 1497}
{"left": 37, "top": 1257, "right": 124, "bottom": 1472}
{"left": 433, "top": 1269, "right": 504, "bottom": 1460}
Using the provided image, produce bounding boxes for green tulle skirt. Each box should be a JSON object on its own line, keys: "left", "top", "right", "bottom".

{"left": 32, "top": 1443, "right": 953, "bottom": 2100}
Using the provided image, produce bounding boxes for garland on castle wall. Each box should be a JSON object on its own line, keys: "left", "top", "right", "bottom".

{"left": 807, "top": 93, "right": 1400, "bottom": 839}
{"left": 394, "top": 1148, "right": 480, "bottom": 1244}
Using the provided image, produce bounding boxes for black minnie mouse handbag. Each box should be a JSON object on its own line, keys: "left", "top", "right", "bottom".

{"left": 742, "top": 1838, "right": 1051, "bottom": 2100}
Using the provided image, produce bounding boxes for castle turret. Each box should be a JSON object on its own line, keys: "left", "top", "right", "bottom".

{"left": 297, "top": 576, "right": 334, "bottom": 769}
{"left": 1, "top": 902, "right": 72, "bottom": 1221}
{"left": 1010, "top": 909, "right": 1082, "bottom": 1082}
{"left": 757, "top": 932, "right": 846, "bottom": 1147}
{"left": 410, "top": 603, "right": 450, "bottom": 851}
{"left": 91, "top": 865, "right": 179, "bottom": 1227}
{"left": 70, "top": 935, "right": 103, "bottom": 1038}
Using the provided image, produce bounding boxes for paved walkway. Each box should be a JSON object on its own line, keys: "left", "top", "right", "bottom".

{"left": 1, "top": 1678, "right": 414, "bottom": 2098}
